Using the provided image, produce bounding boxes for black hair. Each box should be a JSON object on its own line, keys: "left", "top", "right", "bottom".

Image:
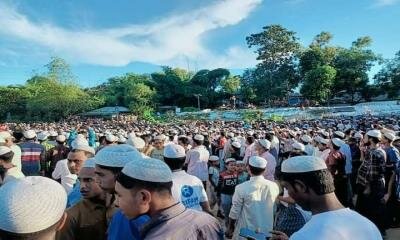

{"left": 56, "top": 140, "right": 65, "bottom": 145}
{"left": 97, "top": 164, "right": 123, "bottom": 175}
{"left": 164, "top": 157, "right": 186, "bottom": 171}
{"left": 249, "top": 165, "right": 265, "bottom": 176}
{"left": 178, "top": 136, "right": 190, "bottom": 145}
{"left": 0, "top": 151, "right": 14, "bottom": 163}
{"left": 369, "top": 136, "right": 380, "bottom": 144}
{"left": 98, "top": 136, "right": 107, "bottom": 144}
{"left": 332, "top": 143, "right": 340, "bottom": 151}
{"left": 280, "top": 169, "right": 335, "bottom": 195}
{"left": 116, "top": 172, "right": 172, "bottom": 194}
{"left": 265, "top": 133, "right": 273, "bottom": 142}
{"left": 289, "top": 151, "right": 307, "bottom": 157}
{"left": 246, "top": 136, "right": 255, "bottom": 145}
{"left": 12, "top": 132, "right": 24, "bottom": 142}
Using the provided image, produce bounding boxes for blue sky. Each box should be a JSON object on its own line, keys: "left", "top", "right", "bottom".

{"left": 0, "top": 0, "right": 399, "bottom": 87}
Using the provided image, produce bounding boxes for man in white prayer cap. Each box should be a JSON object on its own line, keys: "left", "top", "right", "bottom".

{"left": 271, "top": 156, "right": 382, "bottom": 240}
{"left": 0, "top": 146, "right": 24, "bottom": 184}
{"left": 163, "top": 144, "right": 212, "bottom": 214}
{"left": 226, "top": 156, "right": 279, "bottom": 239}
{"left": 56, "top": 159, "right": 108, "bottom": 240}
{"left": 255, "top": 139, "right": 277, "bottom": 181}
{"left": 0, "top": 176, "right": 67, "bottom": 239}
{"left": 94, "top": 144, "right": 149, "bottom": 240}
{"left": 184, "top": 134, "right": 210, "bottom": 188}
{"left": 0, "top": 131, "right": 22, "bottom": 171}
{"left": 115, "top": 157, "right": 223, "bottom": 239}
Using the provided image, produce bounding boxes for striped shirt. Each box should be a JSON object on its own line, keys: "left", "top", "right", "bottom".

{"left": 19, "top": 141, "right": 45, "bottom": 176}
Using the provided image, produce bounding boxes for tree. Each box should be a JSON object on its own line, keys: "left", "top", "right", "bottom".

{"left": 246, "top": 24, "right": 301, "bottom": 102}
{"left": 374, "top": 50, "right": 400, "bottom": 98}
{"left": 220, "top": 75, "right": 241, "bottom": 95}
{"left": 333, "top": 36, "right": 379, "bottom": 103}
{"left": 300, "top": 65, "right": 337, "bottom": 103}
{"left": 45, "top": 56, "right": 75, "bottom": 84}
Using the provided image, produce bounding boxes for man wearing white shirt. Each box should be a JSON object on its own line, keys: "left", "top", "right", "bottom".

{"left": 0, "top": 131, "right": 22, "bottom": 171}
{"left": 164, "top": 143, "right": 212, "bottom": 214}
{"left": 52, "top": 158, "right": 77, "bottom": 193}
{"left": 226, "top": 156, "right": 279, "bottom": 239}
{"left": 185, "top": 134, "right": 210, "bottom": 188}
{"left": 271, "top": 156, "right": 382, "bottom": 240}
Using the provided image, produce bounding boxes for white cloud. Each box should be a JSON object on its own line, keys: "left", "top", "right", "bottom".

{"left": 0, "top": 0, "right": 261, "bottom": 69}
{"left": 374, "top": 0, "right": 399, "bottom": 6}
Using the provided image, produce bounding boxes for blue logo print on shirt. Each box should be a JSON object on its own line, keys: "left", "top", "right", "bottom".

{"left": 181, "top": 185, "right": 194, "bottom": 198}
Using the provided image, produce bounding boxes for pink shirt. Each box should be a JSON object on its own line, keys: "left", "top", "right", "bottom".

{"left": 260, "top": 151, "right": 276, "bottom": 181}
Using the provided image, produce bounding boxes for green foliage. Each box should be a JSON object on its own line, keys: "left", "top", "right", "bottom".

{"left": 182, "top": 107, "right": 198, "bottom": 112}
{"left": 374, "top": 51, "right": 400, "bottom": 98}
{"left": 246, "top": 24, "right": 301, "bottom": 102}
{"left": 220, "top": 75, "right": 241, "bottom": 95}
{"left": 301, "top": 65, "right": 337, "bottom": 102}
{"left": 240, "top": 109, "right": 264, "bottom": 123}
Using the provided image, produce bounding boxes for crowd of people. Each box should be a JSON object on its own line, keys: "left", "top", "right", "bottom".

{"left": 0, "top": 115, "right": 399, "bottom": 240}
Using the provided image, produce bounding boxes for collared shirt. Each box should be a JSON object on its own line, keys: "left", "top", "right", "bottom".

{"left": 339, "top": 143, "right": 353, "bottom": 174}
{"left": 10, "top": 144, "right": 22, "bottom": 171}
{"left": 140, "top": 203, "right": 223, "bottom": 240}
{"left": 185, "top": 145, "right": 210, "bottom": 181}
{"left": 108, "top": 210, "right": 150, "bottom": 240}
{"left": 19, "top": 141, "right": 45, "bottom": 176}
{"left": 171, "top": 170, "right": 208, "bottom": 211}
{"left": 229, "top": 176, "right": 280, "bottom": 239}
{"left": 56, "top": 198, "right": 108, "bottom": 240}
{"left": 3, "top": 166, "right": 25, "bottom": 183}
{"left": 52, "top": 159, "right": 77, "bottom": 194}
{"left": 67, "top": 180, "right": 82, "bottom": 208}
{"left": 260, "top": 151, "right": 276, "bottom": 181}
{"left": 357, "top": 147, "right": 386, "bottom": 187}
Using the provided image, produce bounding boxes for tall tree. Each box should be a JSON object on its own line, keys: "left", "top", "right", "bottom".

{"left": 374, "top": 50, "right": 400, "bottom": 98}
{"left": 333, "top": 36, "right": 379, "bottom": 102}
{"left": 246, "top": 24, "right": 301, "bottom": 103}
{"left": 300, "top": 65, "right": 337, "bottom": 103}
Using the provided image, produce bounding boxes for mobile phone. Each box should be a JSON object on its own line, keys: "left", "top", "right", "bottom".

{"left": 239, "top": 228, "right": 270, "bottom": 240}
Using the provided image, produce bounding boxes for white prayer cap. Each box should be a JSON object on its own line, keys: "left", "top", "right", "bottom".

{"left": 71, "top": 137, "right": 89, "bottom": 149}
{"left": 227, "top": 132, "right": 234, "bottom": 138}
{"left": 320, "top": 131, "right": 330, "bottom": 138}
{"left": 163, "top": 144, "right": 186, "bottom": 158}
{"left": 0, "top": 146, "right": 12, "bottom": 155}
{"left": 154, "top": 134, "right": 166, "bottom": 141}
{"left": 49, "top": 131, "right": 58, "bottom": 137}
{"left": 231, "top": 141, "right": 241, "bottom": 148}
{"left": 354, "top": 132, "right": 363, "bottom": 139}
{"left": 282, "top": 156, "right": 327, "bottom": 173}
{"left": 193, "top": 134, "right": 204, "bottom": 141}
{"left": 122, "top": 157, "right": 172, "bottom": 182}
{"left": 0, "top": 131, "right": 12, "bottom": 139}
{"left": 334, "top": 131, "right": 345, "bottom": 139}
{"left": 73, "top": 144, "right": 95, "bottom": 155}
{"left": 106, "top": 134, "right": 118, "bottom": 143}
{"left": 317, "top": 137, "right": 330, "bottom": 145}
{"left": 366, "top": 130, "right": 382, "bottom": 139}
{"left": 258, "top": 139, "right": 271, "bottom": 150}
{"left": 118, "top": 135, "right": 127, "bottom": 144}
{"left": 126, "top": 136, "right": 145, "bottom": 150}
{"left": 23, "top": 130, "right": 36, "bottom": 139}
{"left": 225, "top": 158, "right": 236, "bottom": 164}
{"left": 82, "top": 158, "right": 96, "bottom": 168}
{"left": 0, "top": 176, "right": 67, "bottom": 234}
{"left": 56, "top": 135, "right": 66, "bottom": 142}
{"left": 384, "top": 132, "right": 397, "bottom": 141}
{"left": 332, "top": 138, "right": 344, "bottom": 147}
{"left": 247, "top": 131, "right": 254, "bottom": 136}
{"left": 249, "top": 156, "right": 267, "bottom": 169}
{"left": 95, "top": 144, "right": 141, "bottom": 167}
{"left": 37, "top": 132, "right": 48, "bottom": 141}
{"left": 292, "top": 141, "right": 305, "bottom": 152}
{"left": 301, "top": 135, "right": 312, "bottom": 143}
{"left": 209, "top": 155, "right": 219, "bottom": 161}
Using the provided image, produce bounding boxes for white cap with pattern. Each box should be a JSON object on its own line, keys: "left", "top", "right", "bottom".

{"left": 163, "top": 144, "right": 186, "bottom": 158}
{"left": 249, "top": 156, "right": 267, "bottom": 169}
{"left": 23, "top": 130, "right": 36, "bottom": 139}
{"left": 282, "top": 156, "right": 327, "bottom": 173}
{"left": 0, "top": 176, "right": 67, "bottom": 234}
{"left": 95, "top": 144, "right": 141, "bottom": 167}
{"left": 122, "top": 157, "right": 172, "bottom": 182}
